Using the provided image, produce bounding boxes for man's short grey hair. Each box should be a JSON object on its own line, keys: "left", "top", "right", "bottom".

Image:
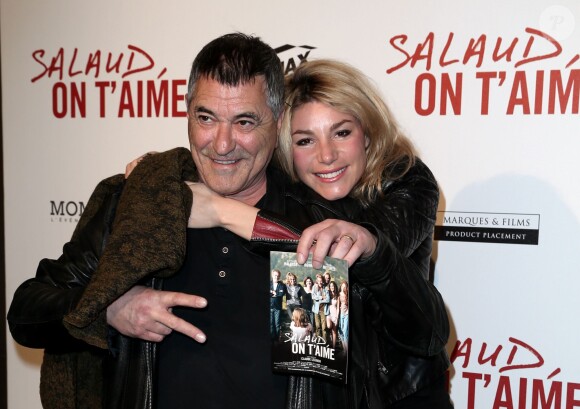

{"left": 186, "top": 33, "right": 285, "bottom": 119}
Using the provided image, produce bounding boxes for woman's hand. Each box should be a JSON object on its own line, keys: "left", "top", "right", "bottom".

{"left": 186, "top": 182, "right": 259, "bottom": 239}
{"left": 186, "top": 182, "right": 225, "bottom": 229}
{"left": 124, "top": 151, "right": 158, "bottom": 178}
{"left": 296, "top": 219, "right": 377, "bottom": 268}
{"left": 124, "top": 153, "right": 259, "bottom": 239}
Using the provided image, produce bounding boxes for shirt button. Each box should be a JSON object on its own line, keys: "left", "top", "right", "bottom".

{"left": 222, "top": 247, "right": 229, "bottom": 254}
{"left": 218, "top": 270, "right": 226, "bottom": 278}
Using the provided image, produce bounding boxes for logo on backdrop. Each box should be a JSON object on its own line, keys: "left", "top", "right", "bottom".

{"left": 275, "top": 44, "right": 316, "bottom": 75}
{"left": 50, "top": 200, "right": 85, "bottom": 223}
{"left": 30, "top": 45, "right": 187, "bottom": 119}
{"left": 385, "top": 20, "right": 579, "bottom": 116}
{"left": 434, "top": 211, "right": 540, "bottom": 245}
{"left": 450, "top": 335, "right": 579, "bottom": 409}
{"left": 30, "top": 43, "right": 317, "bottom": 119}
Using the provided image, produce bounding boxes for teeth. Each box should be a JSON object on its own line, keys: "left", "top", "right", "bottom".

{"left": 214, "top": 160, "right": 236, "bottom": 165}
{"left": 316, "top": 168, "right": 345, "bottom": 179}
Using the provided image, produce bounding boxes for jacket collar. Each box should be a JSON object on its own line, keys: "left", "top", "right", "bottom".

{"left": 261, "top": 166, "right": 290, "bottom": 214}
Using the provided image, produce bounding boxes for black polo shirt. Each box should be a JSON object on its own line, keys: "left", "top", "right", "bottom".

{"left": 157, "top": 223, "right": 287, "bottom": 408}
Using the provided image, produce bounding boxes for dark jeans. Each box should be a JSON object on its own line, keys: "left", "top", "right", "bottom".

{"left": 270, "top": 308, "right": 281, "bottom": 340}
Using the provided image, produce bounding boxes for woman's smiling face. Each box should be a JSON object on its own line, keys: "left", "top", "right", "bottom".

{"left": 290, "top": 101, "right": 368, "bottom": 201}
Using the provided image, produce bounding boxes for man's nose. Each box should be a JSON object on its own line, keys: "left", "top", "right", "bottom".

{"left": 213, "top": 123, "right": 235, "bottom": 155}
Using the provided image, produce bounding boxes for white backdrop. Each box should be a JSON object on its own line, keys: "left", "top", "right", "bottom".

{"left": 2, "top": 0, "right": 579, "bottom": 408}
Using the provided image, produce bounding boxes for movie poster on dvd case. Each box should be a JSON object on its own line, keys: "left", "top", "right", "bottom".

{"left": 269, "top": 251, "right": 349, "bottom": 382}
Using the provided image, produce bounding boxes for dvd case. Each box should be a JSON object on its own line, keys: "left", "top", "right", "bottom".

{"left": 269, "top": 251, "right": 349, "bottom": 382}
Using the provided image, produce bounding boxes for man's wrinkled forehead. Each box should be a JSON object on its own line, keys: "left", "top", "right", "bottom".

{"left": 188, "top": 75, "right": 269, "bottom": 113}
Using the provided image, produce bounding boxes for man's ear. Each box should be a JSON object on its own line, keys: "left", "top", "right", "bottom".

{"left": 184, "top": 90, "right": 193, "bottom": 118}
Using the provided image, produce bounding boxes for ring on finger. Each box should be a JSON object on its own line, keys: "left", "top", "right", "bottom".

{"left": 340, "top": 234, "right": 355, "bottom": 243}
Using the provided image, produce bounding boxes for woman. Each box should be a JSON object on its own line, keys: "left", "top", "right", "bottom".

{"left": 302, "top": 276, "right": 315, "bottom": 327}
{"left": 285, "top": 272, "right": 305, "bottom": 320}
{"left": 326, "top": 281, "right": 340, "bottom": 348}
{"left": 338, "top": 280, "right": 349, "bottom": 349}
{"left": 127, "top": 59, "right": 451, "bottom": 408}
{"left": 289, "top": 307, "right": 313, "bottom": 343}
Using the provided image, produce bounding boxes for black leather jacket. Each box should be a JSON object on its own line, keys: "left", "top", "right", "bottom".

{"left": 7, "top": 161, "right": 449, "bottom": 409}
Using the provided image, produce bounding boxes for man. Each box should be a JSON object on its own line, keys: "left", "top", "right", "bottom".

{"left": 323, "top": 271, "right": 332, "bottom": 287}
{"left": 311, "top": 273, "right": 330, "bottom": 343}
{"left": 270, "top": 269, "right": 286, "bottom": 340}
{"left": 8, "top": 33, "right": 289, "bottom": 409}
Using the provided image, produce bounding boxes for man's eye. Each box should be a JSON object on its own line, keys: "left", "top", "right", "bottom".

{"left": 234, "top": 120, "right": 259, "bottom": 133}
{"left": 198, "top": 115, "right": 212, "bottom": 123}
{"left": 237, "top": 119, "right": 256, "bottom": 128}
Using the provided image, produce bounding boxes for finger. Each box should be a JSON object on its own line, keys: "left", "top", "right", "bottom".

{"left": 296, "top": 231, "right": 318, "bottom": 264}
{"left": 297, "top": 219, "right": 348, "bottom": 264}
{"left": 124, "top": 152, "right": 158, "bottom": 178}
{"left": 156, "top": 291, "right": 208, "bottom": 343}
{"left": 147, "top": 321, "right": 173, "bottom": 337}
{"left": 142, "top": 329, "right": 170, "bottom": 343}
{"left": 125, "top": 156, "right": 145, "bottom": 179}
{"left": 310, "top": 232, "right": 336, "bottom": 269}
{"left": 345, "top": 233, "right": 378, "bottom": 266}
{"left": 139, "top": 326, "right": 172, "bottom": 343}
{"left": 163, "top": 291, "right": 208, "bottom": 310}
{"left": 124, "top": 161, "right": 138, "bottom": 178}
{"left": 124, "top": 317, "right": 173, "bottom": 340}
{"left": 160, "top": 312, "right": 207, "bottom": 343}
{"left": 343, "top": 246, "right": 365, "bottom": 267}
{"left": 328, "top": 234, "right": 355, "bottom": 260}
{"left": 329, "top": 241, "right": 339, "bottom": 256}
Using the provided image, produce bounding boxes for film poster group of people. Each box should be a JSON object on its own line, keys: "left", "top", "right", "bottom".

{"left": 270, "top": 269, "right": 349, "bottom": 351}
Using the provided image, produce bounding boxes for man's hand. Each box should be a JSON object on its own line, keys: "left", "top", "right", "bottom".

{"left": 106, "top": 285, "right": 208, "bottom": 343}
{"left": 296, "top": 219, "right": 377, "bottom": 269}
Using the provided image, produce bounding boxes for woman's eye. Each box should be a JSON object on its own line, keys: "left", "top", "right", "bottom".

{"left": 295, "top": 138, "right": 312, "bottom": 146}
{"left": 336, "top": 129, "right": 351, "bottom": 138}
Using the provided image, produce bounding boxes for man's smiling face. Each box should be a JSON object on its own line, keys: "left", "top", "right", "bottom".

{"left": 187, "top": 75, "right": 279, "bottom": 205}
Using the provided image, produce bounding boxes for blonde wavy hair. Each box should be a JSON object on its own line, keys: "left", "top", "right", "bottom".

{"left": 276, "top": 59, "right": 416, "bottom": 206}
